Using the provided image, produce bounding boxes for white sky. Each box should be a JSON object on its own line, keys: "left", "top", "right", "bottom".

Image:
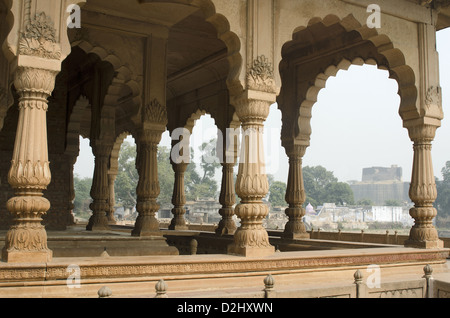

{"left": 75, "top": 28, "right": 450, "bottom": 185}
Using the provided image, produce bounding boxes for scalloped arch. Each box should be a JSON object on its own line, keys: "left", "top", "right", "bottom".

{"left": 278, "top": 14, "right": 418, "bottom": 146}
{"left": 73, "top": 40, "right": 142, "bottom": 113}
{"left": 110, "top": 131, "right": 133, "bottom": 174}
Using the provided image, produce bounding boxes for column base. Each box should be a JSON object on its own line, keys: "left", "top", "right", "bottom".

{"left": 2, "top": 248, "right": 52, "bottom": 263}
{"left": 215, "top": 216, "right": 237, "bottom": 236}
{"left": 168, "top": 211, "right": 188, "bottom": 231}
{"left": 404, "top": 239, "right": 444, "bottom": 249}
{"left": 86, "top": 213, "right": 110, "bottom": 231}
{"left": 227, "top": 244, "right": 275, "bottom": 257}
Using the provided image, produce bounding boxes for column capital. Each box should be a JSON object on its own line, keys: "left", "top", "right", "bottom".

{"left": 405, "top": 122, "right": 439, "bottom": 143}
{"left": 232, "top": 90, "right": 276, "bottom": 124}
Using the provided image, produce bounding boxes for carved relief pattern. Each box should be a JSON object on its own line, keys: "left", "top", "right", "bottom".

{"left": 247, "top": 55, "right": 277, "bottom": 93}
{"left": 142, "top": 99, "right": 168, "bottom": 125}
{"left": 19, "top": 12, "right": 61, "bottom": 60}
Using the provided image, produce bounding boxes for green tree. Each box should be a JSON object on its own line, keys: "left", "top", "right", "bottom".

{"left": 115, "top": 141, "right": 138, "bottom": 210}
{"left": 435, "top": 161, "right": 450, "bottom": 224}
{"left": 112, "top": 139, "right": 220, "bottom": 209}
{"left": 324, "top": 182, "right": 354, "bottom": 205}
{"left": 303, "top": 166, "right": 354, "bottom": 206}
{"left": 268, "top": 181, "right": 287, "bottom": 207}
{"left": 73, "top": 174, "right": 92, "bottom": 216}
{"left": 156, "top": 145, "right": 174, "bottom": 208}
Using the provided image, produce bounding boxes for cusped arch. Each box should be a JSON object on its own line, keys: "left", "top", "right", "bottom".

{"left": 66, "top": 95, "right": 91, "bottom": 158}
{"left": 278, "top": 14, "right": 418, "bottom": 148}
{"left": 297, "top": 57, "right": 399, "bottom": 142}
{"left": 110, "top": 131, "right": 133, "bottom": 175}
{"left": 73, "top": 40, "right": 142, "bottom": 124}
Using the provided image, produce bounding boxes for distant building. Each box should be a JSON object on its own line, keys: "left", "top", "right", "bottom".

{"left": 350, "top": 165, "right": 411, "bottom": 206}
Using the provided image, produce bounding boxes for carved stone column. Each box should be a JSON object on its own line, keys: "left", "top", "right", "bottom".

{"left": 132, "top": 99, "right": 167, "bottom": 236}
{"left": 2, "top": 67, "right": 56, "bottom": 263}
{"left": 169, "top": 161, "right": 189, "bottom": 231}
{"left": 282, "top": 144, "right": 310, "bottom": 239}
{"left": 86, "top": 141, "right": 111, "bottom": 231}
{"left": 67, "top": 156, "right": 77, "bottom": 226}
{"left": 132, "top": 130, "right": 164, "bottom": 236}
{"left": 404, "top": 124, "right": 443, "bottom": 248}
{"left": 216, "top": 163, "right": 237, "bottom": 235}
{"left": 228, "top": 96, "right": 275, "bottom": 257}
{"left": 107, "top": 173, "right": 117, "bottom": 224}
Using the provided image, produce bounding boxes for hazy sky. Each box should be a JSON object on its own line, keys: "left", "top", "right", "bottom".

{"left": 75, "top": 28, "right": 450, "bottom": 185}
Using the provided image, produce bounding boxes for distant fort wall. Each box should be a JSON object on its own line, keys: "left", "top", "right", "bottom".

{"left": 350, "top": 165, "right": 411, "bottom": 206}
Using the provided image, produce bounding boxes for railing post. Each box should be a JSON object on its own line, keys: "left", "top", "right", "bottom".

{"left": 98, "top": 286, "right": 112, "bottom": 298}
{"left": 354, "top": 270, "right": 363, "bottom": 298}
{"left": 264, "top": 274, "right": 276, "bottom": 298}
{"left": 423, "top": 264, "right": 433, "bottom": 298}
{"left": 155, "top": 279, "right": 169, "bottom": 298}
